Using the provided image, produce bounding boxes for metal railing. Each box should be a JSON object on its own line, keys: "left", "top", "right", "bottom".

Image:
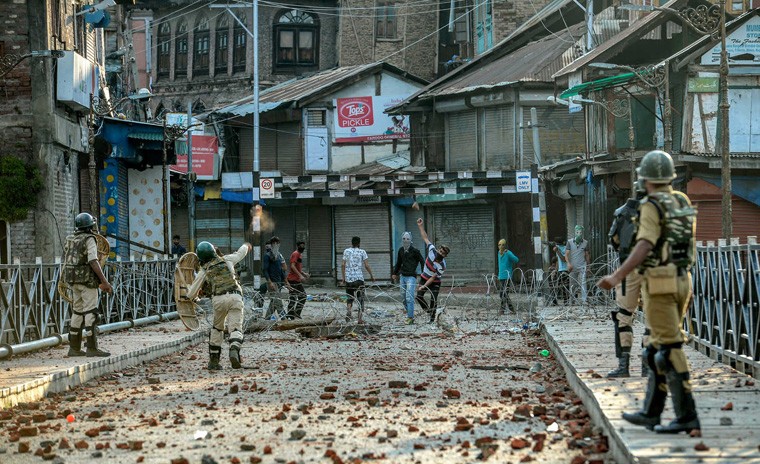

{"left": 691, "top": 237, "right": 760, "bottom": 377}
{"left": 0, "top": 257, "right": 176, "bottom": 347}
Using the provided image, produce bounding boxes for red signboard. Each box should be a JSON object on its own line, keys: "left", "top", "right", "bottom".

{"left": 336, "top": 97, "right": 374, "bottom": 129}
{"left": 170, "top": 135, "right": 218, "bottom": 179}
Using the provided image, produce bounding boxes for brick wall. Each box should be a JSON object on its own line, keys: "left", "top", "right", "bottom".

{"left": 339, "top": 0, "right": 438, "bottom": 81}
{"left": 492, "top": 0, "right": 552, "bottom": 45}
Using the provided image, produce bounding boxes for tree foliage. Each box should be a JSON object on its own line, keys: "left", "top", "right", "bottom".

{"left": 0, "top": 156, "right": 44, "bottom": 222}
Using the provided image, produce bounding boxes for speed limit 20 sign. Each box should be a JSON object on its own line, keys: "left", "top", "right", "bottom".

{"left": 260, "top": 178, "right": 275, "bottom": 199}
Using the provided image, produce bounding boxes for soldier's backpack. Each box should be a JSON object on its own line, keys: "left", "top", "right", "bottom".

{"left": 645, "top": 191, "right": 697, "bottom": 269}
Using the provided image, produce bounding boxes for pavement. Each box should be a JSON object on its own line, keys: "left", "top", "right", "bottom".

{"left": 2, "top": 298, "right": 759, "bottom": 463}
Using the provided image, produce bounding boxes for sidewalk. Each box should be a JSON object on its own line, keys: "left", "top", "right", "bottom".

{"left": 542, "top": 311, "right": 760, "bottom": 463}
{"left": 0, "top": 320, "right": 206, "bottom": 409}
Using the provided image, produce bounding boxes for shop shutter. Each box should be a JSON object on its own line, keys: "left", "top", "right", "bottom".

{"left": 79, "top": 167, "right": 92, "bottom": 215}
{"left": 260, "top": 125, "right": 277, "bottom": 171}
{"left": 334, "top": 205, "right": 392, "bottom": 280}
{"left": 308, "top": 205, "right": 333, "bottom": 276}
{"left": 522, "top": 107, "right": 585, "bottom": 166}
{"left": 269, "top": 207, "right": 296, "bottom": 257}
{"left": 117, "top": 163, "right": 130, "bottom": 257}
{"left": 447, "top": 111, "right": 478, "bottom": 170}
{"left": 238, "top": 127, "right": 254, "bottom": 172}
{"left": 484, "top": 105, "right": 514, "bottom": 169}
{"left": 171, "top": 205, "right": 189, "bottom": 250}
{"left": 430, "top": 205, "right": 494, "bottom": 282}
{"left": 195, "top": 200, "right": 245, "bottom": 251}
{"left": 277, "top": 122, "right": 303, "bottom": 175}
{"left": 693, "top": 196, "right": 760, "bottom": 243}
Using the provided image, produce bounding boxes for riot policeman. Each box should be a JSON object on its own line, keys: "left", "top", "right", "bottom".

{"left": 606, "top": 180, "right": 648, "bottom": 378}
{"left": 62, "top": 213, "right": 113, "bottom": 357}
{"left": 187, "top": 241, "right": 251, "bottom": 370}
{"left": 597, "top": 150, "right": 700, "bottom": 434}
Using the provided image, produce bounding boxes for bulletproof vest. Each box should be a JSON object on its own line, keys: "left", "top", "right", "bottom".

{"left": 204, "top": 257, "right": 241, "bottom": 296}
{"left": 639, "top": 191, "right": 697, "bottom": 270}
{"left": 62, "top": 232, "right": 100, "bottom": 287}
{"left": 609, "top": 198, "right": 639, "bottom": 262}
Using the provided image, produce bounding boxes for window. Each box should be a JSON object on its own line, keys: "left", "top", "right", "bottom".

{"left": 193, "top": 16, "right": 210, "bottom": 75}
{"left": 157, "top": 23, "right": 170, "bottom": 77}
{"left": 215, "top": 17, "right": 229, "bottom": 74}
{"left": 175, "top": 20, "right": 188, "bottom": 77}
{"left": 375, "top": 3, "right": 397, "bottom": 39}
{"left": 233, "top": 14, "right": 247, "bottom": 73}
{"left": 274, "top": 10, "right": 319, "bottom": 69}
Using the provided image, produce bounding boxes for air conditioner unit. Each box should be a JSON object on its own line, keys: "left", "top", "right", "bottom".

{"left": 56, "top": 51, "right": 99, "bottom": 112}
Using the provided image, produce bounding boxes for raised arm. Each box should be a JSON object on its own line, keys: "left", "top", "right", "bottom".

{"left": 416, "top": 218, "right": 431, "bottom": 245}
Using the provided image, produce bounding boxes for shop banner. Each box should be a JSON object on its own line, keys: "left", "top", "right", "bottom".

{"left": 333, "top": 96, "right": 410, "bottom": 143}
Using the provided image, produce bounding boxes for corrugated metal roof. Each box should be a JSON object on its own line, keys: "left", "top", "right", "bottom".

{"left": 211, "top": 62, "right": 426, "bottom": 117}
{"left": 552, "top": 0, "right": 694, "bottom": 78}
{"left": 426, "top": 24, "right": 585, "bottom": 97}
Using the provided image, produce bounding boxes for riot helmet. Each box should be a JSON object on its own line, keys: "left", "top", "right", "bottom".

{"left": 74, "top": 212, "right": 97, "bottom": 231}
{"left": 196, "top": 241, "right": 216, "bottom": 264}
{"left": 636, "top": 150, "right": 676, "bottom": 184}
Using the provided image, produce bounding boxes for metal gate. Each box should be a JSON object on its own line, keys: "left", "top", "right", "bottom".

{"left": 334, "top": 205, "right": 392, "bottom": 281}
{"left": 430, "top": 205, "right": 495, "bottom": 282}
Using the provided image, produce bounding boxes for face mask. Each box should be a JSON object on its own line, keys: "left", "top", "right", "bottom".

{"left": 297, "top": 246, "right": 305, "bottom": 253}
{"left": 402, "top": 238, "right": 411, "bottom": 250}
{"left": 435, "top": 252, "right": 444, "bottom": 262}
{"left": 271, "top": 244, "right": 280, "bottom": 255}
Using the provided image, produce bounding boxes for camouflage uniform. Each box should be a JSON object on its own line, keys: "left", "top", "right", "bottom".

{"left": 62, "top": 231, "right": 105, "bottom": 356}
{"left": 623, "top": 184, "right": 700, "bottom": 433}
{"left": 188, "top": 244, "right": 249, "bottom": 370}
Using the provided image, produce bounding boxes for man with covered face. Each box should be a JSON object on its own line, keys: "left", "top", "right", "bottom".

{"left": 566, "top": 225, "right": 591, "bottom": 304}
{"left": 392, "top": 231, "right": 425, "bottom": 324}
{"left": 497, "top": 239, "right": 519, "bottom": 313}
{"left": 415, "top": 218, "right": 450, "bottom": 324}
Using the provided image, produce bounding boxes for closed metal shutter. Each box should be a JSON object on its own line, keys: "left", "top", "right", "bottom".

{"left": 692, "top": 196, "right": 760, "bottom": 243}
{"left": 447, "top": 111, "right": 478, "bottom": 170}
{"left": 522, "top": 107, "right": 584, "bottom": 166}
{"left": 239, "top": 127, "right": 253, "bottom": 172}
{"left": 277, "top": 122, "right": 302, "bottom": 176}
{"left": 79, "top": 166, "right": 92, "bottom": 215}
{"left": 430, "top": 205, "right": 494, "bottom": 282}
{"left": 574, "top": 197, "right": 584, "bottom": 234}
{"left": 484, "top": 105, "right": 514, "bottom": 169}
{"left": 117, "top": 163, "right": 130, "bottom": 257}
{"left": 195, "top": 200, "right": 245, "bottom": 251}
{"left": 269, "top": 207, "right": 296, "bottom": 258}
{"left": 334, "top": 205, "right": 392, "bottom": 280}
{"left": 171, "top": 205, "right": 189, "bottom": 249}
{"left": 260, "top": 125, "right": 277, "bottom": 171}
{"left": 308, "top": 205, "right": 333, "bottom": 276}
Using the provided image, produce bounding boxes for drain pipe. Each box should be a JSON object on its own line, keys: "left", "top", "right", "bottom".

{"left": 0, "top": 312, "right": 179, "bottom": 360}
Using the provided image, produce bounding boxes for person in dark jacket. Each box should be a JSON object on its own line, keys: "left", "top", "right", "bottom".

{"left": 392, "top": 231, "right": 425, "bottom": 324}
{"left": 262, "top": 236, "right": 290, "bottom": 318}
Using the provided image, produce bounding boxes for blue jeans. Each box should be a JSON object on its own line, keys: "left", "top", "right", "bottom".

{"left": 400, "top": 275, "right": 417, "bottom": 318}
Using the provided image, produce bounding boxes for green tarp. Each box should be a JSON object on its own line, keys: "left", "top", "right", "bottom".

{"left": 560, "top": 72, "right": 637, "bottom": 98}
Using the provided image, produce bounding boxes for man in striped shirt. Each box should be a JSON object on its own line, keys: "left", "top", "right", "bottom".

{"left": 415, "top": 218, "right": 450, "bottom": 323}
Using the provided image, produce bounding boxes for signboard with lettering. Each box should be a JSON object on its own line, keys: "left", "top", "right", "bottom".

{"left": 170, "top": 135, "right": 219, "bottom": 180}
{"left": 688, "top": 77, "right": 719, "bottom": 93}
{"left": 333, "top": 96, "right": 411, "bottom": 143}
{"left": 702, "top": 15, "right": 760, "bottom": 65}
{"left": 516, "top": 171, "right": 531, "bottom": 192}
{"left": 260, "top": 178, "right": 275, "bottom": 199}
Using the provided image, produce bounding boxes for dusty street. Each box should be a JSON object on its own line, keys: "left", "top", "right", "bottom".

{"left": 0, "top": 325, "right": 609, "bottom": 464}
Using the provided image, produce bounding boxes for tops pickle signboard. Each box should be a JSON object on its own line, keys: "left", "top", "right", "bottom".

{"left": 333, "top": 96, "right": 410, "bottom": 143}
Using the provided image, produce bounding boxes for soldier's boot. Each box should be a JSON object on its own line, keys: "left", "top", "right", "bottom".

{"left": 641, "top": 327, "right": 651, "bottom": 377}
{"left": 67, "top": 331, "right": 86, "bottom": 357}
{"left": 208, "top": 346, "right": 222, "bottom": 371}
{"left": 654, "top": 371, "right": 701, "bottom": 434}
{"left": 622, "top": 346, "right": 666, "bottom": 430}
{"left": 85, "top": 335, "right": 111, "bottom": 357}
{"left": 229, "top": 338, "right": 243, "bottom": 369}
{"left": 607, "top": 352, "right": 631, "bottom": 378}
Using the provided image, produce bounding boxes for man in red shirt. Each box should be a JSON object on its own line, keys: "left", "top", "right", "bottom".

{"left": 286, "top": 241, "right": 310, "bottom": 319}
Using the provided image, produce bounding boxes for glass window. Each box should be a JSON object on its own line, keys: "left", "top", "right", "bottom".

{"left": 175, "top": 20, "right": 188, "bottom": 77}
{"left": 215, "top": 17, "right": 229, "bottom": 74}
{"left": 375, "top": 3, "right": 397, "bottom": 39}
{"left": 193, "top": 16, "right": 210, "bottom": 75}
{"left": 233, "top": 14, "right": 247, "bottom": 73}
{"left": 157, "top": 22, "right": 170, "bottom": 77}
{"left": 274, "top": 10, "right": 319, "bottom": 69}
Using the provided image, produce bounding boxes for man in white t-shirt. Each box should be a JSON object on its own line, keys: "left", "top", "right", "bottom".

{"left": 341, "top": 236, "right": 374, "bottom": 324}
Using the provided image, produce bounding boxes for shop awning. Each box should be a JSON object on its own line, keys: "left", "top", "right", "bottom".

{"left": 560, "top": 72, "right": 637, "bottom": 98}
{"left": 699, "top": 175, "right": 760, "bottom": 208}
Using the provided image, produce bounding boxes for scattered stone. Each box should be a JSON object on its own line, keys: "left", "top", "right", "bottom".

{"left": 719, "top": 417, "right": 733, "bottom": 426}
{"left": 229, "top": 384, "right": 239, "bottom": 394}
{"left": 529, "top": 363, "right": 542, "bottom": 373}
{"left": 319, "top": 393, "right": 335, "bottom": 400}
{"left": 19, "top": 426, "right": 38, "bottom": 437}
{"left": 170, "top": 459, "right": 189, "bottom": 464}
{"left": 129, "top": 440, "right": 144, "bottom": 451}
{"left": 444, "top": 388, "right": 461, "bottom": 399}
{"left": 201, "top": 455, "right": 218, "bottom": 464}
{"left": 85, "top": 428, "right": 100, "bottom": 438}
{"left": 290, "top": 430, "right": 306, "bottom": 440}
{"left": 18, "top": 442, "right": 30, "bottom": 453}
{"left": 240, "top": 444, "right": 256, "bottom": 451}
{"left": 510, "top": 438, "right": 529, "bottom": 449}
{"left": 324, "top": 386, "right": 338, "bottom": 392}
{"left": 694, "top": 442, "right": 710, "bottom": 452}
{"left": 201, "top": 419, "right": 215, "bottom": 426}
{"left": 89, "top": 410, "right": 103, "bottom": 419}
{"left": 388, "top": 380, "right": 408, "bottom": 389}
{"left": 74, "top": 440, "right": 89, "bottom": 449}
{"left": 58, "top": 438, "right": 70, "bottom": 450}
{"left": 721, "top": 402, "right": 733, "bottom": 411}
{"left": 534, "top": 385, "right": 546, "bottom": 394}
{"left": 91, "top": 451, "right": 103, "bottom": 458}
{"left": 147, "top": 377, "right": 161, "bottom": 385}
{"left": 386, "top": 429, "right": 398, "bottom": 439}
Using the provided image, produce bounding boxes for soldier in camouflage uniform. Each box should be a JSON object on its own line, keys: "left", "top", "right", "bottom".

{"left": 62, "top": 213, "right": 113, "bottom": 357}
{"left": 598, "top": 150, "right": 700, "bottom": 434}
{"left": 606, "top": 180, "right": 649, "bottom": 378}
{"left": 188, "top": 241, "right": 251, "bottom": 370}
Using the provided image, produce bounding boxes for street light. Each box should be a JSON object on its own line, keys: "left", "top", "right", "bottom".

{"left": 87, "top": 89, "right": 154, "bottom": 217}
